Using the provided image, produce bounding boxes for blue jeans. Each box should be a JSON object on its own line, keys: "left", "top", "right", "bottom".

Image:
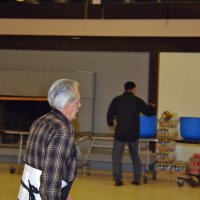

{"left": 112, "top": 139, "right": 141, "bottom": 182}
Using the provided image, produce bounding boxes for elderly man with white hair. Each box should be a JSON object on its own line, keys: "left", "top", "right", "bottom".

{"left": 18, "top": 79, "right": 81, "bottom": 200}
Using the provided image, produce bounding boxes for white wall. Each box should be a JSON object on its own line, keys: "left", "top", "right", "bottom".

{"left": 158, "top": 53, "right": 200, "bottom": 117}
{"left": 158, "top": 53, "right": 200, "bottom": 161}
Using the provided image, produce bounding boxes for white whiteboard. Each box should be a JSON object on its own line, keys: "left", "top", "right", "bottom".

{"left": 0, "top": 50, "right": 149, "bottom": 133}
{"left": 0, "top": 70, "right": 95, "bottom": 99}
{"left": 0, "top": 70, "right": 95, "bottom": 132}
{"left": 158, "top": 53, "right": 200, "bottom": 117}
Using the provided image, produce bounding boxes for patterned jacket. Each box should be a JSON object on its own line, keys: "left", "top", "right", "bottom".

{"left": 24, "top": 108, "right": 77, "bottom": 199}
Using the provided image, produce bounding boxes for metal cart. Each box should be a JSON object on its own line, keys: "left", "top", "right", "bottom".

{"left": 176, "top": 139, "right": 200, "bottom": 187}
{"left": 75, "top": 132, "right": 158, "bottom": 182}
{"left": 177, "top": 174, "right": 200, "bottom": 187}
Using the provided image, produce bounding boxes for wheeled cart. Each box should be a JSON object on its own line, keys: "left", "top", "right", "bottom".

{"left": 175, "top": 141, "right": 200, "bottom": 187}
{"left": 177, "top": 174, "right": 200, "bottom": 187}
{"left": 75, "top": 132, "right": 158, "bottom": 183}
{"left": 139, "top": 138, "right": 158, "bottom": 184}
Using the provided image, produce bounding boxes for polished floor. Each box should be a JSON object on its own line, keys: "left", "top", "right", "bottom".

{"left": 0, "top": 164, "right": 200, "bottom": 200}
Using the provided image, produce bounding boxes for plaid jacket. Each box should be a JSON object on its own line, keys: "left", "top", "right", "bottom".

{"left": 24, "top": 108, "right": 77, "bottom": 199}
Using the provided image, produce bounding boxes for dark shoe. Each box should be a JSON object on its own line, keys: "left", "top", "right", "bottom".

{"left": 115, "top": 180, "right": 123, "bottom": 186}
{"left": 132, "top": 181, "right": 141, "bottom": 185}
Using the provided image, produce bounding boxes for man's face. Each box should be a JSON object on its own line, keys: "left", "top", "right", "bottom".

{"left": 68, "top": 89, "right": 81, "bottom": 121}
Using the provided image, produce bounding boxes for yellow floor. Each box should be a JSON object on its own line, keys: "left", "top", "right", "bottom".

{"left": 0, "top": 164, "right": 200, "bottom": 200}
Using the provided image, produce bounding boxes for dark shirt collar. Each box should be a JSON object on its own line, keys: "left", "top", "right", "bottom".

{"left": 50, "top": 108, "right": 70, "bottom": 125}
{"left": 124, "top": 91, "right": 134, "bottom": 96}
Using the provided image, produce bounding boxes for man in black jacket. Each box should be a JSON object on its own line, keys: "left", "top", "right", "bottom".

{"left": 107, "top": 81, "right": 155, "bottom": 186}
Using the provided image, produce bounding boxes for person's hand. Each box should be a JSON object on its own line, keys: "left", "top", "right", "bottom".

{"left": 66, "top": 196, "right": 72, "bottom": 200}
{"left": 150, "top": 103, "right": 155, "bottom": 107}
{"left": 108, "top": 124, "right": 116, "bottom": 131}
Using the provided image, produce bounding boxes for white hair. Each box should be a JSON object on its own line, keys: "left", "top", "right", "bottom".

{"left": 47, "top": 79, "right": 80, "bottom": 110}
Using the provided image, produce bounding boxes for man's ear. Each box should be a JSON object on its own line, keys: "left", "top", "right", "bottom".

{"left": 133, "top": 87, "right": 136, "bottom": 95}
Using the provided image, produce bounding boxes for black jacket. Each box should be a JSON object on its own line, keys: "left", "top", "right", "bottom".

{"left": 107, "top": 92, "right": 155, "bottom": 142}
